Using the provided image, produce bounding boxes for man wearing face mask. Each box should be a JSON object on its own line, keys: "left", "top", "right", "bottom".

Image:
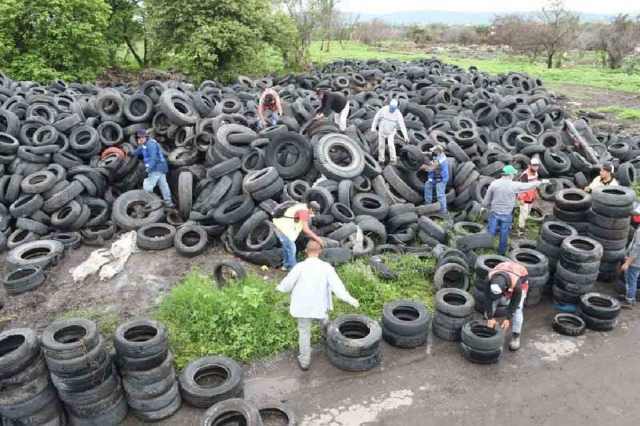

{"left": 371, "top": 99, "right": 410, "bottom": 165}
{"left": 484, "top": 261, "right": 529, "bottom": 351}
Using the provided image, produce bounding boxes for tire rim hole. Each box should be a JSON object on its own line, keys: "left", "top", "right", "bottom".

{"left": 443, "top": 294, "right": 467, "bottom": 306}
{"left": 392, "top": 306, "right": 420, "bottom": 322}
{"left": 549, "top": 224, "right": 572, "bottom": 236}
{"left": 0, "top": 335, "right": 26, "bottom": 357}
{"left": 194, "top": 365, "right": 230, "bottom": 388}
{"left": 53, "top": 325, "right": 88, "bottom": 344}
{"left": 338, "top": 321, "right": 370, "bottom": 339}
{"left": 259, "top": 408, "right": 290, "bottom": 426}
{"left": 588, "top": 297, "right": 613, "bottom": 308}
{"left": 124, "top": 325, "right": 158, "bottom": 342}
{"left": 21, "top": 247, "right": 52, "bottom": 260}
{"left": 470, "top": 324, "right": 497, "bottom": 338}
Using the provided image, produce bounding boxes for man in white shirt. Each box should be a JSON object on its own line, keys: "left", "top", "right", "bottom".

{"left": 371, "top": 99, "right": 410, "bottom": 165}
{"left": 583, "top": 163, "right": 619, "bottom": 193}
{"left": 276, "top": 240, "right": 360, "bottom": 371}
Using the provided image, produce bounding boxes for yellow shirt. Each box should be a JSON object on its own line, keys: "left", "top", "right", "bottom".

{"left": 272, "top": 203, "right": 308, "bottom": 241}
{"left": 588, "top": 176, "right": 619, "bottom": 191}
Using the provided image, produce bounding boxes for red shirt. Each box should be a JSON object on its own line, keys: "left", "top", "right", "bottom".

{"left": 294, "top": 209, "right": 309, "bottom": 223}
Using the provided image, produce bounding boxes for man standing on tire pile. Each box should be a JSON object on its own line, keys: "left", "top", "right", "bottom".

{"left": 370, "top": 99, "right": 410, "bottom": 165}
{"left": 277, "top": 240, "right": 360, "bottom": 371}
{"left": 485, "top": 261, "right": 529, "bottom": 351}
{"left": 257, "top": 88, "right": 283, "bottom": 129}
{"left": 516, "top": 156, "right": 540, "bottom": 237}
{"left": 272, "top": 201, "right": 325, "bottom": 271}
{"left": 583, "top": 163, "right": 619, "bottom": 193}
{"left": 421, "top": 145, "right": 449, "bottom": 215}
{"left": 316, "top": 89, "right": 349, "bottom": 132}
{"left": 130, "top": 130, "right": 175, "bottom": 209}
{"left": 481, "top": 165, "right": 541, "bottom": 256}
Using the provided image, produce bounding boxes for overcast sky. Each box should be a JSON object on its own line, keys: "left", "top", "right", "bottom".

{"left": 339, "top": 0, "right": 640, "bottom": 15}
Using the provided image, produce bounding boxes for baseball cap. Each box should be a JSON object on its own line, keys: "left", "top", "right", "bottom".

{"left": 502, "top": 165, "right": 518, "bottom": 175}
{"left": 489, "top": 275, "right": 508, "bottom": 300}
{"left": 390, "top": 99, "right": 399, "bottom": 108}
{"left": 530, "top": 157, "right": 541, "bottom": 165}
{"left": 136, "top": 129, "right": 148, "bottom": 138}
{"left": 308, "top": 201, "right": 321, "bottom": 212}
{"left": 601, "top": 163, "right": 614, "bottom": 173}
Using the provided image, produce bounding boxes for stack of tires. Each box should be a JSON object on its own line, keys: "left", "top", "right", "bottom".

{"left": 472, "top": 254, "right": 510, "bottom": 315}
{"left": 508, "top": 248, "right": 549, "bottom": 306}
{"left": 586, "top": 186, "right": 635, "bottom": 282}
{"left": 536, "top": 221, "right": 578, "bottom": 274}
{"left": 455, "top": 229, "right": 493, "bottom": 268}
{"left": 552, "top": 236, "right": 603, "bottom": 307}
{"left": 577, "top": 293, "right": 621, "bottom": 331}
{"left": 179, "top": 356, "right": 243, "bottom": 408}
{"left": 115, "top": 319, "right": 181, "bottom": 422}
{"left": 433, "top": 247, "right": 471, "bottom": 292}
{"left": 460, "top": 321, "right": 505, "bottom": 365}
{"left": 0, "top": 329, "right": 66, "bottom": 425}
{"left": 432, "top": 288, "right": 475, "bottom": 341}
{"left": 1, "top": 239, "right": 65, "bottom": 295}
{"left": 553, "top": 189, "right": 591, "bottom": 234}
{"left": 326, "top": 314, "right": 382, "bottom": 372}
{"left": 42, "top": 318, "right": 128, "bottom": 426}
{"left": 381, "top": 300, "right": 430, "bottom": 349}
{"left": 201, "top": 399, "right": 297, "bottom": 426}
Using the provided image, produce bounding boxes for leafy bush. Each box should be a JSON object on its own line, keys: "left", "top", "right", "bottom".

{"left": 154, "top": 256, "right": 435, "bottom": 369}
{"left": 0, "top": 0, "right": 111, "bottom": 81}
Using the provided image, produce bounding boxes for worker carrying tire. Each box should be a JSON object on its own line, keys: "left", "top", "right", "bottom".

{"left": 272, "top": 201, "right": 325, "bottom": 271}
{"left": 130, "top": 129, "right": 175, "bottom": 209}
{"left": 316, "top": 89, "right": 349, "bottom": 132}
{"left": 484, "top": 261, "right": 529, "bottom": 351}
{"left": 370, "top": 99, "right": 409, "bottom": 165}
{"left": 257, "top": 88, "right": 283, "bottom": 129}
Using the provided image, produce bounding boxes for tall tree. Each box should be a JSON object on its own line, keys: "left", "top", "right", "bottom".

{"left": 0, "top": 0, "right": 111, "bottom": 81}
{"left": 598, "top": 14, "right": 640, "bottom": 69}
{"left": 534, "top": 0, "right": 580, "bottom": 68}
{"left": 281, "top": 0, "right": 323, "bottom": 67}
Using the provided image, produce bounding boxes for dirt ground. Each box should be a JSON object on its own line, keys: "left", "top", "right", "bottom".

{"left": 0, "top": 241, "right": 283, "bottom": 334}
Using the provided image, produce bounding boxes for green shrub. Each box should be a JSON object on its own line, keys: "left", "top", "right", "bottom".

{"left": 155, "top": 256, "right": 436, "bottom": 369}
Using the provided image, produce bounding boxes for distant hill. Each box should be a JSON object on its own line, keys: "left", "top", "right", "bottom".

{"left": 355, "top": 11, "right": 616, "bottom": 25}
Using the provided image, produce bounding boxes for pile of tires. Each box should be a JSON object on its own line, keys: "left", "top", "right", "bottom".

{"left": 536, "top": 221, "right": 578, "bottom": 274}
{"left": 553, "top": 189, "right": 591, "bottom": 234}
{"left": 1, "top": 239, "right": 64, "bottom": 295}
{"left": 433, "top": 246, "right": 471, "bottom": 292}
{"left": 381, "top": 300, "right": 430, "bottom": 349}
{"left": 1, "top": 58, "right": 638, "bottom": 267}
{"left": 586, "top": 186, "right": 635, "bottom": 282}
{"left": 552, "top": 236, "right": 603, "bottom": 307}
{"left": 0, "top": 328, "right": 66, "bottom": 425}
{"left": 115, "top": 319, "right": 180, "bottom": 422}
{"left": 552, "top": 313, "right": 586, "bottom": 336}
{"left": 508, "top": 248, "right": 549, "bottom": 306}
{"left": 41, "top": 318, "right": 128, "bottom": 426}
{"left": 455, "top": 231, "right": 494, "bottom": 268}
{"left": 432, "top": 288, "right": 475, "bottom": 341}
{"left": 472, "top": 254, "right": 510, "bottom": 315}
{"left": 576, "top": 293, "right": 621, "bottom": 331}
{"left": 325, "top": 314, "right": 382, "bottom": 372}
{"left": 460, "top": 321, "right": 505, "bottom": 365}
{"left": 179, "top": 356, "right": 243, "bottom": 408}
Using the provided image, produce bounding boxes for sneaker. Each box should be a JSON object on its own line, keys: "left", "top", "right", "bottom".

{"left": 297, "top": 359, "right": 309, "bottom": 371}
{"left": 621, "top": 299, "right": 636, "bottom": 309}
{"left": 281, "top": 266, "right": 289, "bottom": 271}
{"left": 509, "top": 336, "right": 521, "bottom": 351}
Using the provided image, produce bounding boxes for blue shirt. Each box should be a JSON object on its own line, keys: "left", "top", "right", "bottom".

{"left": 428, "top": 154, "right": 449, "bottom": 183}
{"left": 131, "top": 139, "right": 169, "bottom": 174}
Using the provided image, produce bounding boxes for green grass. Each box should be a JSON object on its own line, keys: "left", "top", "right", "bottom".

{"left": 58, "top": 310, "right": 119, "bottom": 339}
{"left": 591, "top": 106, "right": 640, "bottom": 120}
{"left": 154, "top": 255, "right": 435, "bottom": 368}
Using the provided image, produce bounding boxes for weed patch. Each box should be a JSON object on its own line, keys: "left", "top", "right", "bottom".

{"left": 154, "top": 256, "right": 435, "bottom": 368}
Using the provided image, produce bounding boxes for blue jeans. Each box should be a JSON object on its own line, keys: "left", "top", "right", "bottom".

{"left": 143, "top": 171, "right": 173, "bottom": 205}
{"left": 625, "top": 266, "right": 640, "bottom": 301}
{"left": 424, "top": 181, "right": 447, "bottom": 214}
{"left": 276, "top": 230, "right": 297, "bottom": 270}
{"left": 487, "top": 212, "right": 513, "bottom": 255}
{"left": 257, "top": 111, "right": 279, "bottom": 129}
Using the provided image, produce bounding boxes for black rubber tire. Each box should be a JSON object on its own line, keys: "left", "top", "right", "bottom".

{"left": 433, "top": 263, "right": 470, "bottom": 291}
{"left": 591, "top": 186, "right": 635, "bottom": 207}
{"left": 6, "top": 239, "right": 64, "bottom": 271}
{"left": 200, "top": 398, "right": 262, "bottom": 426}
{"left": 10, "top": 194, "right": 44, "bottom": 219}
{"left": 67, "top": 394, "right": 128, "bottom": 426}
{"left": 21, "top": 171, "right": 57, "bottom": 194}
{"left": 434, "top": 288, "right": 475, "bottom": 317}
{"left": 509, "top": 248, "right": 548, "bottom": 277}
{"left": 2, "top": 266, "right": 47, "bottom": 295}
{"left": 578, "top": 293, "right": 621, "bottom": 320}
{"left": 242, "top": 167, "right": 279, "bottom": 194}
{"left": 213, "top": 260, "right": 247, "bottom": 287}
{"left": 382, "top": 165, "right": 422, "bottom": 204}
{"left": 351, "top": 193, "right": 389, "bottom": 221}
{"left": 460, "top": 321, "right": 505, "bottom": 352}
{"left": 137, "top": 223, "right": 176, "bottom": 250}
{"left": 114, "top": 319, "right": 169, "bottom": 360}
{"left": 212, "top": 195, "right": 255, "bottom": 225}
{"left": 577, "top": 308, "right": 618, "bottom": 332}
{"left": 587, "top": 209, "right": 631, "bottom": 230}
{"left": 174, "top": 225, "right": 208, "bottom": 257}
{"left": 0, "top": 329, "right": 40, "bottom": 380}
{"left": 474, "top": 254, "right": 510, "bottom": 280}
{"left": 417, "top": 216, "right": 446, "bottom": 243}
{"left": 314, "top": 134, "right": 365, "bottom": 181}
{"left": 382, "top": 325, "right": 428, "bottom": 349}
{"left": 552, "top": 314, "right": 586, "bottom": 336}
{"left": 266, "top": 132, "right": 313, "bottom": 179}
{"left": 178, "top": 172, "right": 193, "bottom": 221}
{"left": 112, "top": 190, "right": 165, "bottom": 231}
{"left": 555, "top": 189, "right": 591, "bottom": 212}
{"left": 16, "top": 217, "right": 49, "bottom": 235}
{"left": 130, "top": 391, "right": 181, "bottom": 422}
{"left": 588, "top": 223, "right": 629, "bottom": 240}
{"left": 326, "top": 314, "right": 382, "bottom": 358}
{"left": 456, "top": 232, "right": 493, "bottom": 253}
{"left": 325, "top": 346, "right": 381, "bottom": 372}
{"left": 381, "top": 300, "right": 430, "bottom": 336}
{"left": 45, "top": 337, "right": 107, "bottom": 378}
{"left": 432, "top": 320, "right": 462, "bottom": 341}
{"left": 41, "top": 318, "right": 100, "bottom": 361}
{"left": 540, "top": 221, "right": 578, "bottom": 246}
{"left": 591, "top": 201, "right": 632, "bottom": 218}
{"left": 460, "top": 342, "right": 502, "bottom": 365}
{"left": 178, "top": 356, "right": 243, "bottom": 409}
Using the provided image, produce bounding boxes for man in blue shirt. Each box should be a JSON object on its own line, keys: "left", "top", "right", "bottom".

{"left": 421, "top": 145, "right": 449, "bottom": 214}
{"left": 130, "top": 130, "right": 174, "bottom": 208}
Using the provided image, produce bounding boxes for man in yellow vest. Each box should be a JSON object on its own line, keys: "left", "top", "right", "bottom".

{"left": 484, "top": 261, "right": 529, "bottom": 351}
{"left": 273, "top": 201, "right": 325, "bottom": 271}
